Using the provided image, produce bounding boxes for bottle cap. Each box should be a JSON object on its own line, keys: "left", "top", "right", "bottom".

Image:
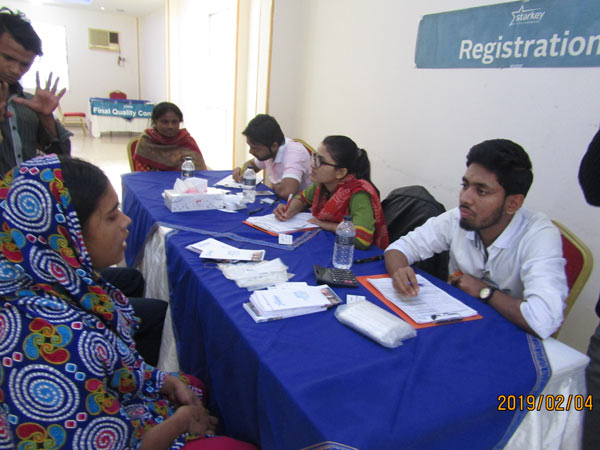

{"left": 343, "top": 215, "right": 352, "bottom": 221}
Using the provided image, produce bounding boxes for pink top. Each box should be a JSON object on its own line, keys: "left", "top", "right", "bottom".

{"left": 254, "top": 137, "right": 312, "bottom": 192}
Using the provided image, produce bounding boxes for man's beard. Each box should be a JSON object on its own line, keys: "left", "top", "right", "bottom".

{"left": 255, "top": 152, "right": 273, "bottom": 162}
{"left": 459, "top": 202, "right": 504, "bottom": 232}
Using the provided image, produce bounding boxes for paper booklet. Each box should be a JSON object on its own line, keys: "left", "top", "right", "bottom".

{"left": 245, "top": 212, "right": 320, "bottom": 235}
{"left": 186, "top": 238, "right": 265, "bottom": 262}
{"left": 244, "top": 283, "right": 342, "bottom": 323}
{"left": 215, "top": 173, "right": 264, "bottom": 189}
{"left": 366, "top": 275, "right": 478, "bottom": 324}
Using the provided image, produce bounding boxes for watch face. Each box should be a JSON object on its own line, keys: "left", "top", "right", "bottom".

{"left": 480, "top": 287, "right": 492, "bottom": 299}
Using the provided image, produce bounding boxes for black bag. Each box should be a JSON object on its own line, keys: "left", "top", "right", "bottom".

{"left": 382, "top": 185, "right": 449, "bottom": 281}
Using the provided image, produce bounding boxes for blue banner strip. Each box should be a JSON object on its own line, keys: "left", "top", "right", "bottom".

{"left": 416, "top": 0, "right": 600, "bottom": 68}
{"left": 89, "top": 98, "right": 153, "bottom": 118}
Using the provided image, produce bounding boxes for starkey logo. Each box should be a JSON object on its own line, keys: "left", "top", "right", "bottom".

{"left": 510, "top": 4, "right": 546, "bottom": 26}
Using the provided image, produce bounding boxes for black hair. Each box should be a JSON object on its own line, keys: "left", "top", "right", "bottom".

{"left": 242, "top": 114, "right": 285, "bottom": 148}
{"left": 0, "top": 7, "right": 42, "bottom": 55}
{"left": 151, "top": 102, "right": 183, "bottom": 124}
{"left": 59, "top": 156, "right": 109, "bottom": 228}
{"left": 466, "top": 139, "right": 533, "bottom": 197}
{"left": 322, "top": 135, "right": 379, "bottom": 198}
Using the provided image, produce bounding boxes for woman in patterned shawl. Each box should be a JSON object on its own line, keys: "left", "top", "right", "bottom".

{"left": 133, "top": 102, "right": 207, "bottom": 172}
{"left": 274, "top": 135, "right": 389, "bottom": 249}
{"left": 0, "top": 155, "right": 255, "bottom": 450}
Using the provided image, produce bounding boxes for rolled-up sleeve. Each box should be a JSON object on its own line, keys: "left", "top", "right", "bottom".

{"left": 518, "top": 222, "right": 568, "bottom": 339}
{"left": 39, "top": 119, "right": 72, "bottom": 155}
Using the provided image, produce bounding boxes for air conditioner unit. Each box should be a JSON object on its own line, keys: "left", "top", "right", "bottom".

{"left": 88, "top": 28, "right": 120, "bottom": 52}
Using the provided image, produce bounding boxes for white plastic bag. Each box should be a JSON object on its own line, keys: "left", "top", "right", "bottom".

{"left": 335, "top": 300, "right": 416, "bottom": 348}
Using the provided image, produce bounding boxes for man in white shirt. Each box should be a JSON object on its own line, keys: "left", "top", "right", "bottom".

{"left": 384, "top": 139, "right": 567, "bottom": 339}
{"left": 232, "top": 114, "right": 311, "bottom": 199}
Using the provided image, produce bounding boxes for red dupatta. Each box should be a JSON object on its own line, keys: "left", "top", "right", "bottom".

{"left": 311, "top": 175, "right": 389, "bottom": 249}
{"left": 133, "top": 128, "right": 206, "bottom": 171}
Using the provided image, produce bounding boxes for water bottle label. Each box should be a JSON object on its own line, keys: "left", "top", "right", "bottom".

{"left": 335, "top": 235, "right": 354, "bottom": 246}
{"left": 243, "top": 178, "right": 256, "bottom": 187}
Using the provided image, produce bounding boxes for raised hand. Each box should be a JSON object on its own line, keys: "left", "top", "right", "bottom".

{"left": 12, "top": 71, "right": 66, "bottom": 116}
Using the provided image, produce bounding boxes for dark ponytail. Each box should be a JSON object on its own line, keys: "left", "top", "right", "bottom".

{"left": 322, "top": 135, "right": 379, "bottom": 198}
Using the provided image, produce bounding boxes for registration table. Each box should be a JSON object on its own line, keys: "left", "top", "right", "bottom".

{"left": 122, "top": 171, "right": 589, "bottom": 450}
{"left": 89, "top": 97, "right": 153, "bottom": 138}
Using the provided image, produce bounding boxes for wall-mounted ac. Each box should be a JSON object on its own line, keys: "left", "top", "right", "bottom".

{"left": 88, "top": 28, "right": 120, "bottom": 52}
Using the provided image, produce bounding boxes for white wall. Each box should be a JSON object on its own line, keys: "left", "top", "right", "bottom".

{"left": 270, "top": 0, "right": 600, "bottom": 353}
{"left": 4, "top": 0, "right": 140, "bottom": 112}
{"left": 139, "top": 6, "right": 168, "bottom": 103}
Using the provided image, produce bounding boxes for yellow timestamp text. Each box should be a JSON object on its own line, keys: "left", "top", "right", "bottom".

{"left": 498, "top": 394, "right": 593, "bottom": 411}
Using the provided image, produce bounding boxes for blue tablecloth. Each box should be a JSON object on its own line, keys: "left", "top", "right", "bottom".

{"left": 121, "top": 171, "right": 550, "bottom": 450}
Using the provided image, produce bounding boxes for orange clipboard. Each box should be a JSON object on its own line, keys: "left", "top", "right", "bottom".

{"left": 356, "top": 274, "right": 483, "bottom": 329}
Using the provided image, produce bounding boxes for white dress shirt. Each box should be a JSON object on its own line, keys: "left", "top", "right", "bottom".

{"left": 385, "top": 207, "right": 568, "bottom": 339}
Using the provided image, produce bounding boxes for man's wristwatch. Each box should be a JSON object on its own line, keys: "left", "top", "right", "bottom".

{"left": 479, "top": 286, "right": 496, "bottom": 304}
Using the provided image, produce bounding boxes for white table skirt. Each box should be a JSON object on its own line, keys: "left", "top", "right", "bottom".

{"left": 136, "top": 226, "right": 590, "bottom": 450}
{"left": 89, "top": 114, "right": 150, "bottom": 138}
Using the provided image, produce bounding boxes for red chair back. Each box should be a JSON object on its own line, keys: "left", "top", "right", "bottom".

{"left": 561, "top": 234, "right": 584, "bottom": 291}
{"left": 551, "top": 220, "right": 593, "bottom": 336}
{"left": 109, "top": 91, "right": 127, "bottom": 100}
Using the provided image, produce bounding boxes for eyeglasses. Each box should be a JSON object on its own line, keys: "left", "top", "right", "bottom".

{"left": 311, "top": 153, "right": 340, "bottom": 168}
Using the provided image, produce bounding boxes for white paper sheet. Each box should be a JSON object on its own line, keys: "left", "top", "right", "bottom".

{"left": 186, "top": 238, "right": 265, "bottom": 262}
{"left": 246, "top": 212, "right": 319, "bottom": 234}
{"left": 215, "top": 173, "right": 264, "bottom": 189}
{"left": 367, "top": 275, "right": 478, "bottom": 324}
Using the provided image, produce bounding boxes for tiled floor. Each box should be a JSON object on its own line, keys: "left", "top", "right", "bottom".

{"left": 69, "top": 126, "right": 133, "bottom": 201}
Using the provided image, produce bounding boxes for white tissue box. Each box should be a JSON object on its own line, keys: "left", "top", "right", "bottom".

{"left": 164, "top": 187, "right": 226, "bottom": 212}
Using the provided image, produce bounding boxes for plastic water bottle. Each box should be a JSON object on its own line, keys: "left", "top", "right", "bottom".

{"left": 333, "top": 215, "right": 355, "bottom": 269}
{"left": 242, "top": 167, "right": 257, "bottom": 202}
{"left": 181, "top": 156, "right": 195, "bottom": 179}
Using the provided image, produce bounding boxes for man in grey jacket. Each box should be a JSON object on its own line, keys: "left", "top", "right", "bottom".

{"left": 0, "top": 7, "right": 70, "bottom": 175}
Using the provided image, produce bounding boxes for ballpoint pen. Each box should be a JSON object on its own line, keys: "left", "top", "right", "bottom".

{"left": 430, "top": 313, "right": 463, "bottom": 323}
{"left": 248, "top": 206, "right": 263, "bottom": 216}
{"left": 353, "top": 255, "right": 384, "bottom": 264}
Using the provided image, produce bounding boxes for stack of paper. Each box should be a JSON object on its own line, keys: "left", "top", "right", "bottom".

{"left": 186, "top": 238, "right": 265, "bottom": 262}
{"left": 244, "top": 282, "right": 342, "bottom": 322}
{"left": 367, "top": 275, "right": 478, "bottom": 324}
{"left": 245, "top": 212, "right": 320, "bottom": 234}
{"left": 218, "top": 258, "right": 292, "bottom": 290}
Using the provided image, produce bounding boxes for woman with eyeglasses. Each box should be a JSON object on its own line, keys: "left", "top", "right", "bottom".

{"left": 274, "top": 135, "right": 389, "bottom": 249}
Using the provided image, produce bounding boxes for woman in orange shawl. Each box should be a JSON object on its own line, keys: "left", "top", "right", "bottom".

{"left": 133, "top": 102, "right": 207, "bottom": 172}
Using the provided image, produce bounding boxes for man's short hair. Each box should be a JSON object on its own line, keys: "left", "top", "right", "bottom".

{"left": 242, "top": 114, "right": 285, "bottom": 147}
{"left": 466, "top": 139, "right": 533, "bottom": 197}
{"left": 0, "top": 8, "right": 43, "bottom": 56}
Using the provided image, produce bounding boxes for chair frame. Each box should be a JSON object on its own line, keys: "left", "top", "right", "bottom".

{"left": 293, "top": 138, "right": 315, "bottom": 154}
{"left": 126, "top": 137, "right": 138, "bottom": 171}
{"left": 57, "top": 104, "right": 87, "bottom": 135}
{"left": 552, "top": 220, "right": 593, "bottom": 335}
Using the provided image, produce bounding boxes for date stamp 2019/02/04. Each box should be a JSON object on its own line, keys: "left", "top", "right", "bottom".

{"left": 498, "top": 394, "right": 592, "bottom": 411}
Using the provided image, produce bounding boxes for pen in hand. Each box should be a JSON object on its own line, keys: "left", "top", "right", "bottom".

{"left": 284, "top": 193, "right": 293, "bottom": 213}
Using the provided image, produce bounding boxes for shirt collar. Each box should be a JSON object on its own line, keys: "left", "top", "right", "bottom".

{"left": 273, "top": 139, "right": 288, "bottom": 163}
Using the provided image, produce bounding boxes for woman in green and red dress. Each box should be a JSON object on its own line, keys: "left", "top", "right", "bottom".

{"left": 274, "top": 135, "right": 389, "bottom": 249}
